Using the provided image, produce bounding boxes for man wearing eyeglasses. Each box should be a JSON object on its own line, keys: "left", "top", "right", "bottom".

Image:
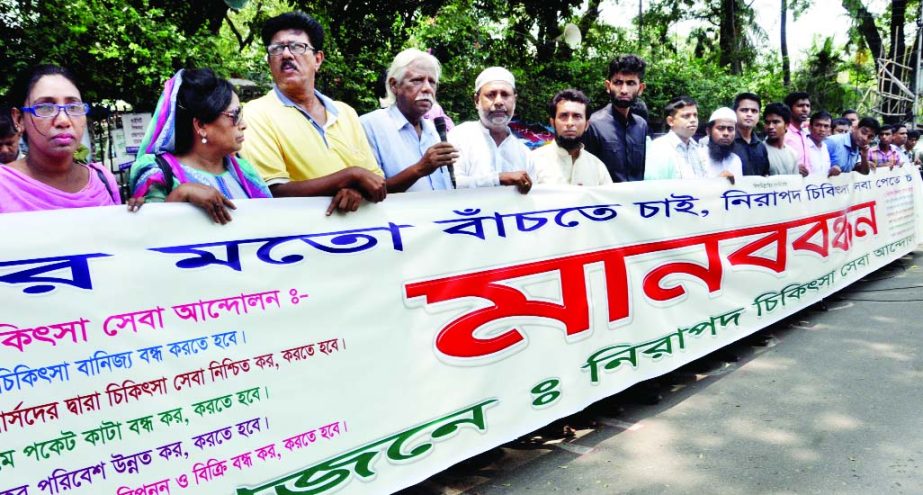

{"left": 242, "top": 11, "right": 386, "bottom": 215}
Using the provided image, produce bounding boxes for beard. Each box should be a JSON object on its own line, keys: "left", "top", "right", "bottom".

{"left": 478, "top": 108, "right": 512, "bottom": 129}
{"left": 555, "top": 134, "right": 582, "bottom": 151}
{"left": 708, "top": 139, "right": 734, "bottom": 162}
{"left": 611, "top": 93, "right": 635, "bottom": 109}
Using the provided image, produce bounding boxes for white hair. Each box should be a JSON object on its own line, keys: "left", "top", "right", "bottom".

{"left": 381, "top": 48, "right": 441, "bottom": 108}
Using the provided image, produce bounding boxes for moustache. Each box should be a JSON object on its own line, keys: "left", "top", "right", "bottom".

{"left": 415, "top": 95, "right": 434, "bottom": 103}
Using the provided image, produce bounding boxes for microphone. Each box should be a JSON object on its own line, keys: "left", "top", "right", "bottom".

{"left": 433, "top": 117, "right": 456, "bottom": 189}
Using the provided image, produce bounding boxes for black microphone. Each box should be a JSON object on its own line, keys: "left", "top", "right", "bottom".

{"left": 433, "top": 117, "right": 456, "bottom": 189}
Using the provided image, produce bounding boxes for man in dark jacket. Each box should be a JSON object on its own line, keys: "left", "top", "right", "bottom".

{"left": 583, "top": 54, "right": 649, "bottom": 182}
{"left": 731, "top": 92, "right": 770, "bottom": 176}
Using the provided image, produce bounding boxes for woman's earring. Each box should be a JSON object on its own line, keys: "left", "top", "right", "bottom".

{"left": 201, "top": 134, "right": 208, "bottom": 144}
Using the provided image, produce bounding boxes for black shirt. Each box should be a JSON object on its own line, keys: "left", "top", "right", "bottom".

{"left": 583, "top": 104, "right": 648, "bottom": 182}
{"left": 733, "top": 132, "right": 770, "bottom": 176}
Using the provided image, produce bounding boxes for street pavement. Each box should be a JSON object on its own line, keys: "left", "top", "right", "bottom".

{"left": 400, "top": 249, "right": 923, "bottom": 495}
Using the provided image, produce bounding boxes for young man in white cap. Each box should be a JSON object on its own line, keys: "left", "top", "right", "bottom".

{"left": 697, "top": 106, "right": 742, "bottom": 179}
{"left": 447, "top": 66, "right": 535, "bottom": 193}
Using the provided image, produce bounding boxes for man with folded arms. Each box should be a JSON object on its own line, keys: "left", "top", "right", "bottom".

{"left": 243, "top": 11, "right": 386, "bottom": 214}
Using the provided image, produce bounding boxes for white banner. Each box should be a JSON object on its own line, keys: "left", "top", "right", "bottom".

{"left": 1, "top": 168, "right": 921, "bottom": 495}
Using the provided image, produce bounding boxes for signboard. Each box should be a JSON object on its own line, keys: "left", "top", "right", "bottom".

{"left": 1, "top": 169, "right": 921, "bottom": 495}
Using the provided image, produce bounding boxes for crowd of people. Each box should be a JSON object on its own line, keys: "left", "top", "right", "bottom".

{"left": 1, "top": 10, "right": 920, "bottom": 220}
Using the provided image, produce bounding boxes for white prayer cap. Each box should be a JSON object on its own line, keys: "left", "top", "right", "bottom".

{"left": 475, "top": 67, "right": 515, "bottom": 94}
{"left": 708, "top": 106, "right": 737, "bottom": 124}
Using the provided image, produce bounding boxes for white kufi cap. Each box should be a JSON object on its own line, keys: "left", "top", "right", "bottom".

{"left": 475, "top": 67, "right": 515, "bottom": 94}
{"left": 708, "top": 106, "right": 738, "bottom": 124}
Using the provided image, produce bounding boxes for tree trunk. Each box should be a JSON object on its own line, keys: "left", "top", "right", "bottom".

{"left": 842, "top": 1, "right": 884, "bottom": 72}
{"left": 719, "top": 0, "right": 742, "bottom": 74}
{"left": 781, "top": 0, "right": 790, "bottom": 87}
{"left": 890, "top": 0, "right": 908, "bottom": 119}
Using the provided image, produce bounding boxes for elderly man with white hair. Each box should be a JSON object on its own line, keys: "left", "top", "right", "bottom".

{"left": 447, "top": 66, "right": 535, "bottom": 193}
{"left": 697, "top": 107, "right": 743, "bottom": 179}
{"left": 360, "top": 48, "right": 459, "bottom": 192}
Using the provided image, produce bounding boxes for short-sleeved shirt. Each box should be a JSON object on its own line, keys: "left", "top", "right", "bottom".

{"left": 868, "top": 146, "right": 901, "bottom": 169}
{"left": 766, "top": 144, "right": 799, "bottom": 175}
{"left": 532, "top": 141, "right": 613, "bottom": 186}
{"left": 645, "top": 131, "right": 704, "bottom": 180}
{"left": 447, "top": 121, "right": 537, "bottom": 189}
{"left": 583, "top": 104, "right": 648, "bottom": 182}
{"left": 825, "top": 132, "right": 862, "bottom": 172}
{"left": 242, "top": 87, "right": 382, "bottom": 185}
{"left": 360, "top": 105, "right": 452, "bottom": 192}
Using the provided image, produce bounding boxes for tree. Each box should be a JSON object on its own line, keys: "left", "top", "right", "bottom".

{"left": 0, "top": 0, "right": 234, "bottom": 108}
{"left": 780, "top": 0, "right": 810, "bottom": 87}
{"left": 642, "top": 0, "right": 765, "bottom": 75}
{"left": 841, "top": 0, "right": 921, "bottom": 122}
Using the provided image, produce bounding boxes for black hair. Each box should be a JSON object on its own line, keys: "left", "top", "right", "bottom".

{"left": 857, "top": 116, "right": 880, "bottom": 133}
{"left": 173, "top": 68, "right": 235, "bottom": 155}
{"left": 261, "top": 11, "right": 325, "bottom": 51}
{"left": 548, "top": 88, "right": 590, "bottom": 118}
{"left": 733, "top": 92, "right": 761, "bottom": 110}
{"left": 664, "top": 95, "right": 697, "bottom": 118}
{"left": 784, "top": 92, "right": 810, "bottom": 108}
{"left": 842, "top": 109, "right": 858, "bottom": 117}
{"left": 607, "top": 54, "right": 646, "bottom": 80}
{"left": 878, "top": 124, "right": 893, "bottom": 135}
{"left": 810, "top": 111, "right": 832, "bottom": 125}
{"left": 9, "top": 64, "right": 81, "bottom": 108}
{"left": 0, "top": 107, "right": 16, "bottom": 138}
{"left": 832, "top": 117, "right": 851, "bottom": 128}
{"left": 894, "top": 123, "right": 908, "bottom": 131}
{"left": 763, "top": 102, "right": 791, "bottom": 124}
{"left": 908, "top": 130, "right": 920, "bottom": 140}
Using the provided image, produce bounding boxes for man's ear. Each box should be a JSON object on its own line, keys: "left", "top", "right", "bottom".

{"left": 10, "top": 107, "right": 23, "bottom": 129}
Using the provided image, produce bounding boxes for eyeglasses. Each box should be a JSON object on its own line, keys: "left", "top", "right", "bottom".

{"left": 221, "top": 107, "right": 243, "bottom": 126}
{"left": 266, "top": 42, "right": 314, "bottom": 57}
{"left": 21, "top": 102, "right": 90, "bottom": 118}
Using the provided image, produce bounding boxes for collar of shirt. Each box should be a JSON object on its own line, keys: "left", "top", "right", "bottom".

{"left": 553, "top": 140, "right": 584, "bottom": 160}
{"left": 386, "top": 104, "right": 437, "bottom": 138}
{"left": 609, "top": 104, "right": 636, "bottom": 126}
{"left": 666, "top": 130, "right": 697, "bottom": 152}
{"left": 787, "top": 123, "right": 805, "bottom": 136}
{"left": 735, "top": 132, "right": 763, "bottom": 145}
{"left": 477, "top": 121, "right": 515, "bottom": 147}
{"left": 272, "top": 85, "right": 340, "bottom": 134}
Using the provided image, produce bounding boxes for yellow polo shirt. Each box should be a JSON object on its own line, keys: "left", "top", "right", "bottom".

{"left": 242, "top": 88, "right": 382, "bottom": 183}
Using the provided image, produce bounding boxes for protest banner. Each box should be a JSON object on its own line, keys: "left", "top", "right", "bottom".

{"left": 1, "top": 168, "right": 920, "bottom": 495}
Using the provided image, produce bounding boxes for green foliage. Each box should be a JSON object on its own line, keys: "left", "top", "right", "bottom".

{"left": 792, "top": 36, "right": 871, "bottom": 115}
{"left": 0, "top": 0, "right": 897, "bottom": 126}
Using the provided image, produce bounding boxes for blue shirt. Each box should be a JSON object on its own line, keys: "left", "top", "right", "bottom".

{"left": 825, "top": 132, "right": 861, "bottom": 172}
{"left": 360, "top": 105, "right": 452, "bottom": 192}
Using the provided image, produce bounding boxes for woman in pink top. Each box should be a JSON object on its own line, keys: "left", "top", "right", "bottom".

{"left": 0, "top": 65, "right": 135, "bottom": 213}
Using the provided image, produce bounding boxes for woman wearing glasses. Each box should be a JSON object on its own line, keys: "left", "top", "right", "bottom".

{"left": 0, "top": 64, "right": 124, "bottom": 212}
{"left": 130, "top": 68, "right": 271, "bottom": 224}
